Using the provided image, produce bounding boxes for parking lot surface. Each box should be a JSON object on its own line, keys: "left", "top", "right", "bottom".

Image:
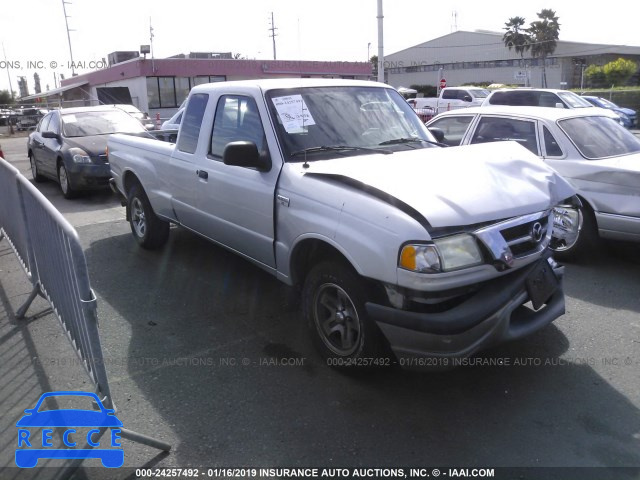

{"left": 0, "top": 134, "right": 639, "bottom": 479}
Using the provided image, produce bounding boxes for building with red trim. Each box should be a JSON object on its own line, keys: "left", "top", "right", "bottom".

{"left": 23, "top": 54, "right": 372, "bottom": 118}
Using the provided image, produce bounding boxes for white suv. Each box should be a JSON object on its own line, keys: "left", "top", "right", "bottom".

{"left": 482, "top": 88, "right": 593, "bottom": 109}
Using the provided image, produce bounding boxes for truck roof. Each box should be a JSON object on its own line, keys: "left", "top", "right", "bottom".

{"left": 190, "top": 78, "right": 388, "bottom": 94}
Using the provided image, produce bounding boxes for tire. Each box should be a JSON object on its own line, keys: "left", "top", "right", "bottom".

{"left": 128, "top": 183, "right": 170, "bottom": 249}
{"left": 302, "top": 261, "right": 388, "bottom": 366}
{"left": 29, "top": 153, "right": 46, "bottom": 183}
{"left": 553, "top": 204, "right": 599, "bottom": 262}
{"left": 58, "top": 161, "right": 77, "bottom": 199}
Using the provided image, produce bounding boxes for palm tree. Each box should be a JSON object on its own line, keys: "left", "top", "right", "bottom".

{"left": 503, "top": 16, "right": 532, "bottom": 86}
{"left": 527, "top": 9, "right": 561, "bottom": 88}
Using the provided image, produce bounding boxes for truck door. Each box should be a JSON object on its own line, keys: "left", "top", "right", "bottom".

{"left": 169, "top": 93, "right": 209, "bottom": 226}
{"left": 194, "top": 94, "right": 279, "bottom": 269}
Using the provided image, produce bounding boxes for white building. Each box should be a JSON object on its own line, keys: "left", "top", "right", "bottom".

{"left": 385, "top": 30, "right": 640, "bottom": 90}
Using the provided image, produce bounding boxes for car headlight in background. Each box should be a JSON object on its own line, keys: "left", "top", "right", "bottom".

{"left": 615, "top": 111, "right": 630, "bottom": 126}
{"left": 400, "top": 234, "right": 483, "bottom": 273}
{"left": 69, "top": 148, "right": 93, "bottom": 164}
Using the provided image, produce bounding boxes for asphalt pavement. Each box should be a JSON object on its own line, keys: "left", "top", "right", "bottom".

{"left": 0, "top": 133, "right": 639, "bottom": 480}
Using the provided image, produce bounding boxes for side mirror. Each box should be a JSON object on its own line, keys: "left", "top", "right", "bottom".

{"left": 42, "top": 131, "right": 60, "bottom": 141}
{"left": 555, "top": 103, "right": 565, "bottom": 109}
{"left": 463, "top": 95, "right": 473, "bottom": 102}
{"left": 223, "top": 141, "right": 271, "bottom": 171}
{"left": 428, "top": 127, "right": 446, "bottom": 143}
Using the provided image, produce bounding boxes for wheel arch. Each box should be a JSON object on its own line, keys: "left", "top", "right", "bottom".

{"left": 122, "top": 169, "right": 143, "bottom": 198}
{"left": 288, "top": 237, "right": 386, "bottom": 302}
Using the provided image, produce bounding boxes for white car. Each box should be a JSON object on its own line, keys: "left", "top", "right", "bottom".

{"left": 161, "top": 108, "right": 184, "bottom": 130}
{"left": 482, "top": 88, "right": 594, "bottom": 109}
{"left": 114, "top": 104, "right": 155, "bottom": 130}
{"left": 426, "top": 106, "right": 640, "bottom": 260}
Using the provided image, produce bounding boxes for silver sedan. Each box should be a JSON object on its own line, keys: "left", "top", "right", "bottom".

{"left": 426, "top": 106, "right": 640, "bottom": 260}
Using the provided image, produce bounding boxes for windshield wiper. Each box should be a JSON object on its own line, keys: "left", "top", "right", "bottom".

{"left": 378, "top": 137, "right": 447, "bottom": 147}
{"left": 290, "top": 145, "right": 392, "bottom": 157}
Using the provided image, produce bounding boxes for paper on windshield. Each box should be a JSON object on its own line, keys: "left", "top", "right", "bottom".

{"left": 272, "top": 95, "right": 316, "bottom": 133}
{"left": 63, "top": 115, "right": 77, "bottom": 123}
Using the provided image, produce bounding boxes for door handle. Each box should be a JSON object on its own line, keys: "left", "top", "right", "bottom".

{"left": 196, "top": 170, "right": 208, "bottom": 180}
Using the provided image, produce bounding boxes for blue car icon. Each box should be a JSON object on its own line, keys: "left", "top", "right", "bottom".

{"left": 16, "top": 391, "right": 123, "bottom": 468}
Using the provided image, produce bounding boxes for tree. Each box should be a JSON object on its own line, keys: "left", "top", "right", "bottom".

{"left": 370, "top": 55, "right": 378, "bottom": 76}
{"left": 503, "top": 17, "right": 531, "bottom": 63}
{"left": 603, "top": 58, "right": 638, "bottom": 87}
{"left": 0, "top": 89, "right": 14, "bottom": 105}
{"left": 527, "top": 9, "right": 560, "bottom": 88}
{"left": 584, "top": 65, "right": 606, "bottom": 88}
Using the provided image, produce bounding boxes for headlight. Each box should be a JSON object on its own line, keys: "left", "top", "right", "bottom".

{"left": 399, "top": 234, "right": 483, "bottom": 273}
{"left": 72, "top": 154, "right": 92, "bottom": 163}
{"left": 69, "top": 147, "right": 93, "bottom": 163}
{"left": 616, "top": 112, "right": 629, "bottom": 125}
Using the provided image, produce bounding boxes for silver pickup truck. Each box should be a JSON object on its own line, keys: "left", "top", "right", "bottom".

{"left": 108, "top": 79, "right": 577, "bottom": 367}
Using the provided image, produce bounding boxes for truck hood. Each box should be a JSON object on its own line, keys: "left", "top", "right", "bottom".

{"left": 300, "top": 142, "right": 575, "bottom": 228}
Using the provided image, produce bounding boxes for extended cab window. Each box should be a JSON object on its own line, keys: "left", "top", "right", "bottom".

{"left": 177, "top": 93, "right": 209, "bottom": 154}
{"left": 210, "top": 95, "right": 267, "bottom": 160}
{"left": 428, "top": 115, "right": 473, "bottom": 146}
{"left": 471, "top": 116, "right": 539, "bottom": 155}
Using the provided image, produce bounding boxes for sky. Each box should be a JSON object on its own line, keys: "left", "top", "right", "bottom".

{"left": 2, "top": 0, "right": 640, "bottom": 95}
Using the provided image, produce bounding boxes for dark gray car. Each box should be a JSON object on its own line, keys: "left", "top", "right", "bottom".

{"left": 27, "top": 106, "right": 148, "bottom": 198}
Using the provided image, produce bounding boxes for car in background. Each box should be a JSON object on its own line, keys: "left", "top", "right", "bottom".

{"left": 113, "top": 104, "right": 155, "bottom": 130}
{"left": 581, "top": 96, "right": 637, "bottom": 129}
{"left": 482, "top": 88, "right": 594, "bottom": 109}
{"left": 16, "top": 108, "right": 49, "bottom": 131}
{"left": 0, "top": 108, "right": 15, "bottom": 126}
{"left": 161, "top": 107, "right": 184, "bottom": 130}
{"left": 426, "top": 106, "right": 640, "bottom": 260}
{"left": 27, "top": 105, "right": 149, "bottom": 198}
{"left": 159, "top": 108, "right": 184, "bottom": 143}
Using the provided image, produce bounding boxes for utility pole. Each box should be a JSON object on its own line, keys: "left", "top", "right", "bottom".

{"left": 61, "top": 0, "right": 76, "bottom": 76}
{"left": 150, "top": 18, "right": 156, "bottom": 73}
{"left": 269, "top": 12, "right": 278, "bottom": 60}
{"left": 2, "top": 42, "right": 14, "bottom": 101}
{"left": 377, "top": 0, "right": 384, "bottom": 83}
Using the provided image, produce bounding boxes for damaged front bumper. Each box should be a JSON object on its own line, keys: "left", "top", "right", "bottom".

{"left": 367, "top": 254, "right": 564, "bottom": 363}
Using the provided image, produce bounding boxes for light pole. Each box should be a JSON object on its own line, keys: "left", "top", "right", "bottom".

{"left": 377, "top": 0, "right": 384, "bottom": 83}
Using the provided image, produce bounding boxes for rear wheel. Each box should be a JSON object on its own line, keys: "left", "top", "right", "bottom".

{"left": 302, "top": 261, "right": 388, "bottom": 366}
{"left": 128, "top": 183, "right": 170, "bottom": 249}
{"left": 29, "top": 153, "right": 45, "bottom": 182}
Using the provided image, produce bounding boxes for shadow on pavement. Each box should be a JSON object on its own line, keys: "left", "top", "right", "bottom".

{"left": 80, "top": 224, "right": 640, "bottom": 471}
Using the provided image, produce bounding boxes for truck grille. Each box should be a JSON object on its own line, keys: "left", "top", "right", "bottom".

{"left": 500, "top": 216, "right": 549, "bottom": 257}
{"left": 474, "top": 210, "right": 551, "bottom": 270}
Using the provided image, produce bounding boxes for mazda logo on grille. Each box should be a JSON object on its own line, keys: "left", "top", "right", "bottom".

{"left": 531, "top": 222, "right": 544, "bottom": 243}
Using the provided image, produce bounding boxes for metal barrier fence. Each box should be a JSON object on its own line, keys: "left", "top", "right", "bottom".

{"left": 0, "top": 159, "right": 36, "bottom": 302}
{"left": 0, "top": 156, "right": 171, "bottom": 453}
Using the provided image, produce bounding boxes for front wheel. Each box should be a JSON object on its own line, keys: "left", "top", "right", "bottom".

{"left": 552, "top": 205, "right": 599, "bottom": 262}
{"left": 58, "top": 162, "right": 76, "bottom": 199}
{"left": 128, "top": 184, "right": 169, "bottom": 249}
{"left": 302, "top": 261, "right": 387, "bottom": 365}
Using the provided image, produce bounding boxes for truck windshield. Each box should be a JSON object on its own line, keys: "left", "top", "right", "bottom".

{"left": 266, "top": 86, "right": 438, "bottom": 161}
